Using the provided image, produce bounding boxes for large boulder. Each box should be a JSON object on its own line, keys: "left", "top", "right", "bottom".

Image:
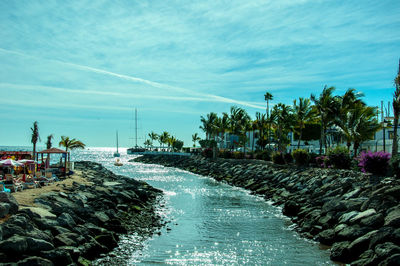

{"left": 0, "top": 235, "right": 28, "bottom": 255}
{"left": 16, "top": 256, "right": 54, "bottom": 266}
{"left": 0, "top": 203, "right": 10, "bottom": 218}
{"left": 384, "top": 208, "right": 400, "bottom": 227}
{"left": 40, "top": 248, "right": 73, "bottom": 265}
{"left": 56, "top": 213, "right": 76, "bottom": 229}
{"left": 330, "top": 241, "right": 351, "bottom": 263}
{"left": 26, "top": 237, "right": 54, "bottom": 253}
{"left": 0, "top": 192, "right": 18, "bottom": 214}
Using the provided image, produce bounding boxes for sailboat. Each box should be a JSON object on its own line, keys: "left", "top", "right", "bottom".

{"left": 113, "top": 131, "right": 121, "bottom": 157}
{"left": 127, "top": 108, "right": 146, "bottom": 154}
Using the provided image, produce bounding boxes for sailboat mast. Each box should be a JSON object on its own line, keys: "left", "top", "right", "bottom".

{"left": 116, "top": 131, "right": 119, "bottom": 152}
{"left": 135, "top": 108, "right": 138, "bottom": 148}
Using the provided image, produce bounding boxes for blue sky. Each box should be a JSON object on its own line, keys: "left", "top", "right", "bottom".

{"left": 0, "top": 0, "right": 399, "bottom": 148}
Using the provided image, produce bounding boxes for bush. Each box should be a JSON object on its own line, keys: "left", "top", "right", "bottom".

{"left": 390, "top": 155, "right": 400, "bottom": 178}
{"left": 233, "top": 151, "right": 244, "bottom": 159}
{"left": 292, "top": 149, "right": 310, "bottom": 166}
{"left": 284, "top": 153, "right": 293, "bottom": 164}
{"left": 358, "top": 151, "right": 391, "bottom": 176}
{"left": 327, "top": 146, "right": 351, "bottom": 169}
{"left": 202, "top": 148, "right": 213, "bottom": 158}
{"left": 255, "top": 150, "right": 271, "bottom": 161}
{"left": 219, "top": 149, "right": 233, "bottom": 159}
{"left": 272, "top": 152, "right": 285, "bottom": 165}
{"left": 315, "top": 155, "right": 328, "bottom": 168}
{"left": 308, "top": 152, "right": 319, "bottom": 166}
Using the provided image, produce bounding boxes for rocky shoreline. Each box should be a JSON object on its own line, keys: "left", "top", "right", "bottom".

{"left": 0, "top": 161, "right": 163, "bottom": 265}
{"left": 134, "top": 154, "right": 400, "bottom": 265}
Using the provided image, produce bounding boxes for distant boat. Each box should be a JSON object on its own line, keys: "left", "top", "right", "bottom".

{"left": 114, "top": 158, "right": 123, "bottom": 166}
{"left": 113, "top": 131, "right": 120, "bottom": 157}
{"left": 127, "top": 108, "right": 147, "bottom": 155}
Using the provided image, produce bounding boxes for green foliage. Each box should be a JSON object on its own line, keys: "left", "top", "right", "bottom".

{"left": 390, "top": 155, "right": 400, "bottom": 179}
{"left": 199, "top": 139, "right": 217, "bottom": 148}
{"left": 293, "top": 123, "right": 321, "bottom": 141}
{"left": 284, "top": 152, "right": 293, "bottom": 164}
{"left": 327, "top": 146, "right": 351, "bottom": 169}
{"left": 219, "top": 149, "right": 233, "bottom": 159}
{"left": 202, "top": 148, "right": 214, "bottom": 158}
{"left": 255, "top": 150, "right": 271, "bottom": 161}
{"left": 172, "top": 140, "right": 184, "bottom": 151}
{"left": 292, "top": 149, "right": 310, "bottom": 166}
{"left": 272, "top": 152, "right": 285, "bottom": 165}
{"left": 233, "top": 151, "right": 244, "bottom": 159}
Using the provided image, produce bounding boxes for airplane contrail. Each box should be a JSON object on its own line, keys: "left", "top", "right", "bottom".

{"left": 0, "top": 47, "right": 265, "bottom": 110}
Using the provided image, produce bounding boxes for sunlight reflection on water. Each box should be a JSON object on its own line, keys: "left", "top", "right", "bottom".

{"left": 69, "top": 148, "right": 332, "bottom": 265}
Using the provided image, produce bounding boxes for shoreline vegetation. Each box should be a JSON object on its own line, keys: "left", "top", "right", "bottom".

{"left": 134, "top": 154, "right": 400, "bottom": 265}
{"left": 0, "top": 161, "right": 163, "bottom": 265}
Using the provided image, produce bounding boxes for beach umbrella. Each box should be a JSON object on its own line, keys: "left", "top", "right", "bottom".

{"left": 0, "top": 159, "right": 23, "bottom": 167}
{"left": 18, "top": 159, "right": 37, "bottom": 165}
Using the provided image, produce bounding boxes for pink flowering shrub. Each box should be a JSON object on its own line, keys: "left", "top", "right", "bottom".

{"left": 358, "top": 151, "right": 391, "bottom": 176}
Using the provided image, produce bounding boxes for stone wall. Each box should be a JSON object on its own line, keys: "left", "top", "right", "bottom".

{"left": 0, "top": 161, "right": 163, "bottom": 265}
{"left": 134, "top": 154, "right": 400, "bottom": 265}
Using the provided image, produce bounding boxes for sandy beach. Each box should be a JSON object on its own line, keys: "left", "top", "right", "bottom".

{"left": 12, "top": 170, "right": 93, "bottom": 207}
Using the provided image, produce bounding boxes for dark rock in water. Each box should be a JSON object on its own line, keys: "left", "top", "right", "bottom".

{"left": 282, "top": 200, "right": 300, "bottom": 217}
{"left": 0, "top": 235, "right": 28, "bottom": 255}
{"left": 40, "top": 248, "right": 73, "bottom": 265}
{"left": 16, "top": 256, "right": 54, "bottom": 266}
{"left": 347, "top": 230, "right": 378, "bottom": 261}
{"left": 330, "top": 241, "right": 351, "bottom": 263}
{"left": 318, "top": 229, "right": 335, "bottom": 245}
{"left": 95, "top": 233, "right": 118, "bottom": 249}
{"left": 0, "top": 193, "right": 18, "bottom": 214}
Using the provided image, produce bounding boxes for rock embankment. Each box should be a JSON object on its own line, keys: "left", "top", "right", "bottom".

{"left": 134, "top": 154, "right": 400, "bottom": 265}
{"left": 0, "top": 161, "right": 163, "bottom": 265}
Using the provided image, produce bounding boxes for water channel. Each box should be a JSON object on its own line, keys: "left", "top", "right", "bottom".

{"left": 73, "top": 148, "right": 332, "bottom": 265}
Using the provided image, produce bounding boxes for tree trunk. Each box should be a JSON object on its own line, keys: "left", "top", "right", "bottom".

{"left": 252, "top": 130, "right": 255, "bottom": 152}
{"left": 392, "top": 114, "right": 399, "bottom": 156}
{"left": 319, "top": 122, "right": 324, "bottom": 155}
{"left": 297, "top": 127, "right": 303, "bottom": 149}
{"left": 354, "top": 142, "right": 359, "bottom": 157}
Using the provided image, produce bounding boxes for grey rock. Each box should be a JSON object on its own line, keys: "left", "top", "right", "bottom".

{"left": 384, "top": 208, "right": 400, "bottom": 227}
{"left": 375, "top": 242, "right": 400, "bottom": 260}
{"left": 0, "top": 203, "right": 10, "bottom": 218}
{"left": 339, "top": 211, "right": 359, "bottom": 224}
{"left": 347, "top": 230, "right": 378, "bottom": 260}
{"left": 1, "top": 224, "right": 26, "bottom": 239}
{"left": 0, "top": 192, "right": 18, "bottom": 214}
{"left": 360, "top": 213, "right": 385, "bottom": 228}
{"left": 350, "top": 209, "right": 376, "bottom": 224}
{"left": 0, "top": 235, "right": 28, "bottom": 255}
{"left": 330, "top": 241, "right": 351, "bottom": 263}
{"left": 40, "top": 248, "right": 73, "bottom": 265}
{"left": 56, "top": 213, "right": 76, "bottom": 229}
{"left": 17, "top": 256, "right": 54, "bottom": 266}
{"left": 379, "top": 253, "right": 400, "bottom": 266}
{"left": 337, "top": 225, "right": 371, "bottom": 241}
{"left": 26, "top": 237, "right": 54, "bottom": 252}
{"left": 318, "top": 229, "right": 335, "bottom": 245}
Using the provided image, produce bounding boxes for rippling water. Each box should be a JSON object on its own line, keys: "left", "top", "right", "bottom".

{"left": 4, "top": 147, "right": 332, "bottom": 265}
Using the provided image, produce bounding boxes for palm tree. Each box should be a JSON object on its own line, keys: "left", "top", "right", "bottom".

{"left": 293, "top": 97, "right": 317, "bottom": 148}
{"left": 46, "top": 134, "right": 53, "bottom": 149}
{"left": 192, "top": 133, "right": 201, "bottom": 147}
{"left": 255, "top": 112, "right": 267, "bottom": 149}
{"left": 264, "top": 92, "right": 273, "bottom": 144}
{"left": 335, "top": 103, "right": 380, "bottom": 155}
{"left": 144, "top": 139, "right": 152, "bottom": 149}
{"left": 392, "top": 60, "right": 400, "bottom": 156}
{"left": 59, "top": 136, "right": 86, "bottom": 162}
{"left": 167, "top": 136, "right": 177, "bottom": 152}
{"left": 216, "top": 112, "right": 230, "bottom": 149}
{"left": 229, "top": 106, "right": 250, "bottom": 151}
{"left": 271, "top": 103, "right": 294, "bottom": 152}
{"left": 200, "top": 112, "right": 218, "bottom": 140}
{"left": 311, "top": 86, "right": 336, "bottom": 154}
{"left": 30, "top": 121, "right": 40, "bottom": 160}
{"left": 148, "top": 132, "right": 159, "bottom": 150}
{"left": 159, "top": 131, "right": 170, "bottom": 150}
